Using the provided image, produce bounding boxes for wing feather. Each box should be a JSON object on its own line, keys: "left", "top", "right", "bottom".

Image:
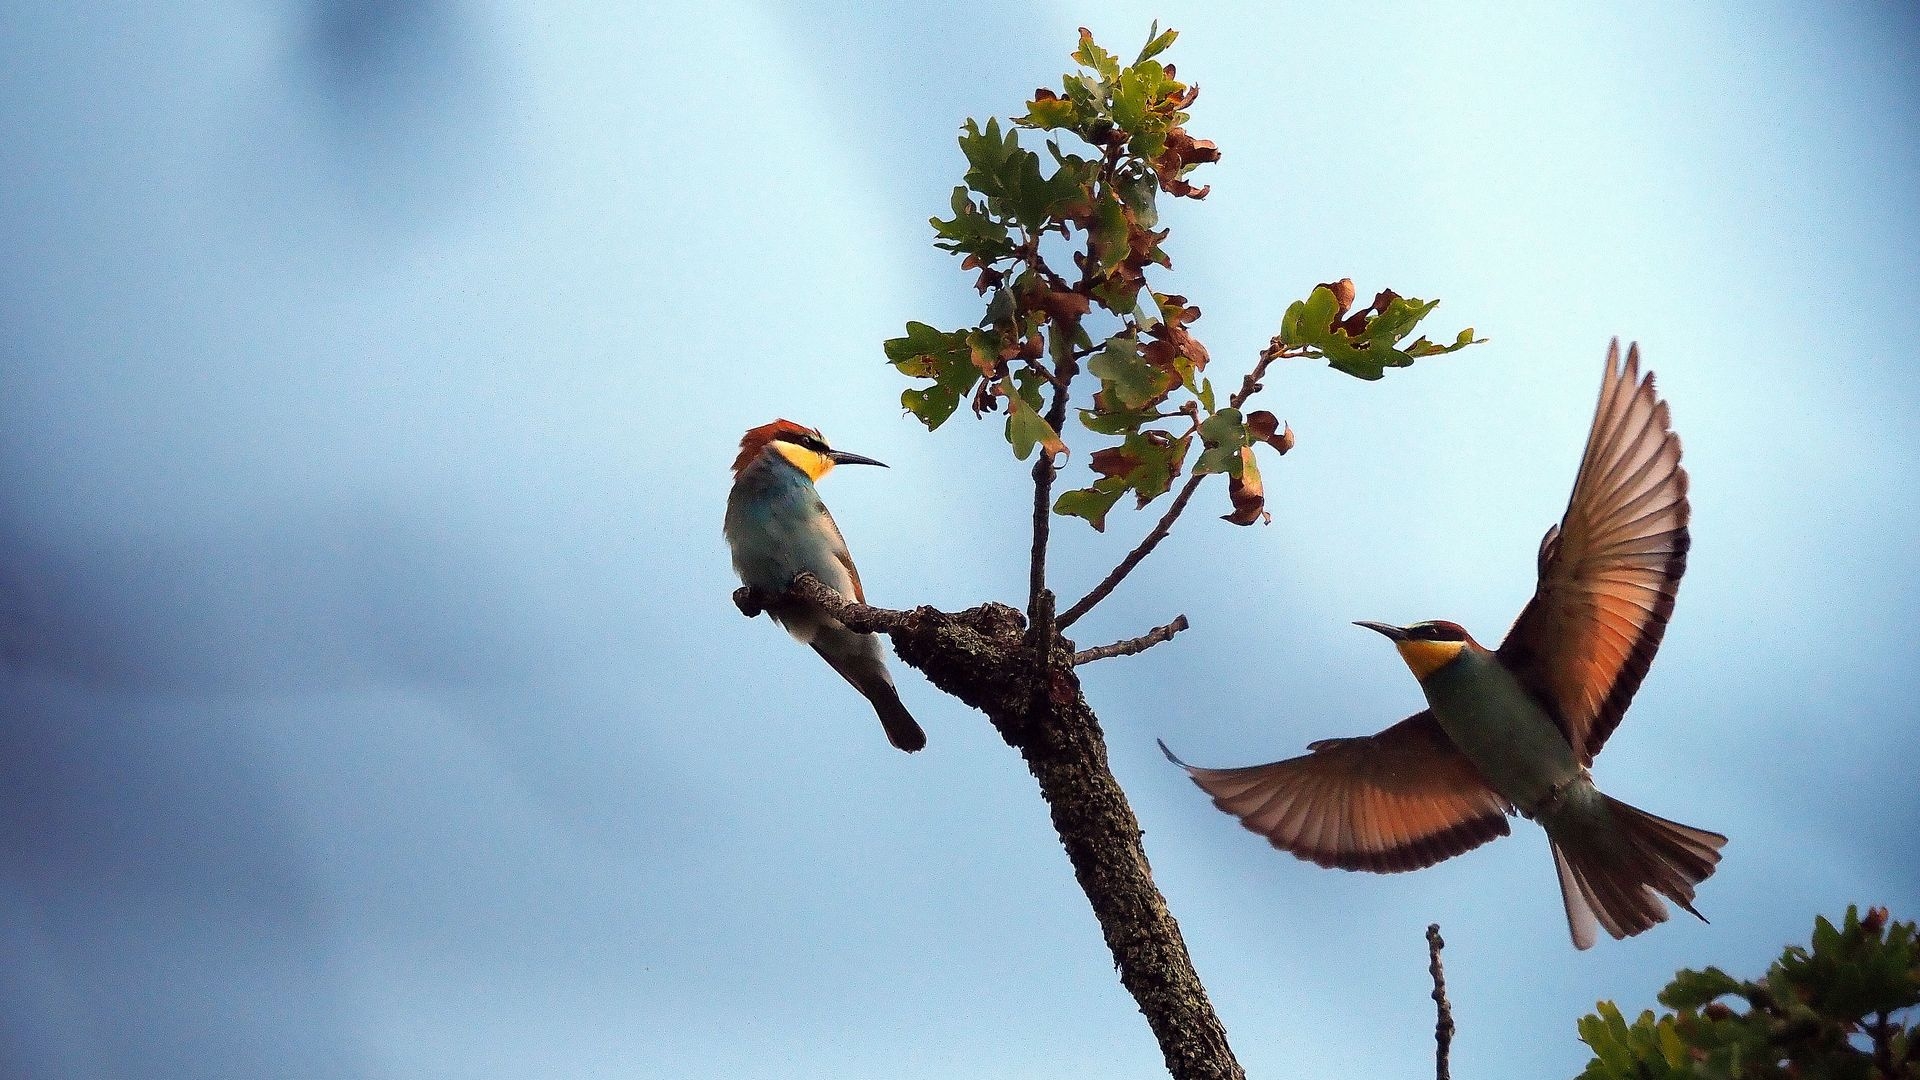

{"left": 816, "top": 507, "right": 867, "bottom": 604}
{"left": 1163, "top": 711, "right": 1513, "bottom": 874}
{"left": 1499, "top": 341, "right": 1690, "bottom": 763}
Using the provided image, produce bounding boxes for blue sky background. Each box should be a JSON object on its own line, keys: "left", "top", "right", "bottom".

{"left": 2, "top": 2, "right": 1916, "bottom": 1077}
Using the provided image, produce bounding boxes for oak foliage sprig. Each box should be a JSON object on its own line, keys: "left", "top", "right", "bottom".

{"left": 887, "top": 25, "right": 1480, "bottom": 534}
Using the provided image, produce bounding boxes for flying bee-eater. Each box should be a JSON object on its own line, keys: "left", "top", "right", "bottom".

{"left": 725, "top": 419, "right": 926, "bottom": 753}
{"left": 1164, "top": 341, "right": 1724, "bottom": 948}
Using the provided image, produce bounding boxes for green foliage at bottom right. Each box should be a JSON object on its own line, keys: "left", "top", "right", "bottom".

{"left": 1577, "top": 906, "right": 1919, "bottom": 1079}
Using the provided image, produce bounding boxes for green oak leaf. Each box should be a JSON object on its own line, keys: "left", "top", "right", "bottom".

{"left": 1406, "top": 326, "right": 1484, "bottom": 358}
{"left": 1003, "top": 379, "right": 1066, "bottom": 460}
{"left": 1088, "top": 335, "right": 1168, "bottom": 410}
{"left": 1193, "top": 407, "right": 1248, "bottom": 476}
{"left": 1054, "top": 478, "right": 1127, "bottom": 531}
{"left": 1278, "top": 284, "right": 1478, "bottom": 380}
{"left": 1658, "top": 967, "right": 1744, "bottom": 1011}
{"left": 1072, "top": 28, "right": 1120, "bottom": 80}
{"left": 1090, "top": 189, "right": 1129, "bottom": 275}
{"left": 1137, "top": 23, "right": 1178, "bottom": 63}
{"left": 902, "top": 385, "right": 961, "bottom": 430}
{"left": 1020, "top": 92, "right": 1079, "bottom": 130}
{"left": 1078, "top": 405, "right": 1159, "bottom": 436}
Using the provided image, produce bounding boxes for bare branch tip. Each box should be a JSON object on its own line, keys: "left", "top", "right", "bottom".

{"left": 1072, "top": 613, "right": 1191, "bottom": 666}
{"left": 1427, "top": 922, "right": 1454, "bottom": 1080}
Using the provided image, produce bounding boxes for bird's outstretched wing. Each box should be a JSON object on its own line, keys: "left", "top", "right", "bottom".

{"left": 1163, "top": 711, "right": 1513, "bottom": 873}
{"left": 1498, "top": 340, "right": 1689, "bottom": 764}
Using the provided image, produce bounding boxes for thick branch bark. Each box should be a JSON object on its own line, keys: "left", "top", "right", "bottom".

{"left": 740, "top": 575, "right": 1244, "bottom": 1080}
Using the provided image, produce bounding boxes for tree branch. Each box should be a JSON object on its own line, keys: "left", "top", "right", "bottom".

{"left": 1029, "top": 323, "right": 1080, "bottom": 625}
{"left": 1057, "top": 349, "right": 1282, "bottom": 630}
{"left": 1073, "top": 615, "right": 1190, "bottom": 665}
{"left": 733, "top": 573, "right": 1244, "bottom": 1080}
{"left": 1059, "top": 472, "right": 1203, "bottom": 629}
{"left": 1427, "top": 924, "right": 1453, "bottom": 1080}
{"left": 734, "top": 577, "right": 915, "bottom": 634}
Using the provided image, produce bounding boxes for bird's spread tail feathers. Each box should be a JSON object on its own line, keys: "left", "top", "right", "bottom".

{"left": 1541, "top": 785, "right": 1725, "bottom": 949}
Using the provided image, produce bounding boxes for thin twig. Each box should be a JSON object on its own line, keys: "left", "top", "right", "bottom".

{"left": 1058, "top": 472, "right": 1204, "bottom": 629}
{"left": 1029, "top": 450, "right": 1055, "bottom": 618}
{"left": 1226, "top": 353, "right": 1279, "bottom": 411}
{"left": 1072, "top": 615, "right": 1190, "bottom": 665}
{"left": 1017, "top": 358, "right": 1069, "bottom": 388}
{"left": 1870, "top": 1009, "right": 1895, "bottom": 1078}
{"left": 1028, "top": 324, "right": 1080, "bottom": 624}
{"left": 1057, "top": 350, "right": 1282, "bottom": 630}
{"left": 1427, "top": 924, "right": 1453, "bottom": 1080}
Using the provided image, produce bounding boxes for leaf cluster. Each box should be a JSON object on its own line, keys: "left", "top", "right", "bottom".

{"left": 886, "top": 24, "right": 1479, "bottom": 536}
{"left": 1274, "top": 278, "right": 1483, "bottom": 381}
{"left": 1577, "top": 906, "right": 1920, "bottom": 1079}
{"left": 885, "top": 25, "right": 1214, "bottom": 467}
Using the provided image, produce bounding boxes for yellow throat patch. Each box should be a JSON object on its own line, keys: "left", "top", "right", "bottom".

{"left": 772, "top": 440, "right": 835, "bottom": 481}
{"left": 1394, "top": 638, "right": 1467, "bottom": 681}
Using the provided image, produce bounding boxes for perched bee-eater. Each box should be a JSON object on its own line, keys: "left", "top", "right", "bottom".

{"left": 1165, "top": 342, "right": 1724, "bottom": 948}
{"left": 725, "top": 419, "right": 926, "bottom": 753}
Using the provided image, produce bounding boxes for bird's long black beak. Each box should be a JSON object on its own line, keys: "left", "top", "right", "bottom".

{"left": 828, "top": 449, "right": 888, "bottom": 468}
{"left": 1354, "top": 620, "right": 1408, "bottom": 641}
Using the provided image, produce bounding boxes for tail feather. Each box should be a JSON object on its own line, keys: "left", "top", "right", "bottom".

{"left": 812, "top": 639, "right": 927, "bottom": 753}
{"left": 1544, "top": 788, "right": 1726, "bottom": 949}
{"left": 867, "top": 681, "right": 928, "bottom": 754}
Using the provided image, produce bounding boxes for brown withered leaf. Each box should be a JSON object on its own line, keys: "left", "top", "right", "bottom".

{"left": 1146, "top": 319, "right": 1208, "bottom": 373}
{"left": 1221, "top": 446, "right": 1270, "bottom": 526}
{"left": 963, "top": 256, "right": 1004, "bottom": 295}
{"left": 1150, "top": 128, "right": 1218, "bottom": 199}
{"left": 1129, "top": 221, "right": 1172, "bottom": 268}
{"left": 1034, "top": 288, "right": 1091, "bottom": 321}
{"left": 1156, "top": 294, "right": 1202, "bottom": 330}
{"left": 1339, "top": 287, "right": 1401, "bottom": 337}
{"left": 1164, "top": 129, "right": 1219, "bottom": 164}
{"left": 1315, "top": 278, "right": 1357, "bottom": 321}
{"left": 971, "top": 378, "right": 1000, "bottom": 417}
{"left": 1016, "top": 273, "right": 1093, "bottom": 323}
{"left": 1246, "top": 410, "right": 1295, "bottom": 454}
{"left": 1090, "top": 444, "right": 1142, "bottom": 481}
{"left": 1170, "top": 324, "right": 1209, "bottom": 369}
